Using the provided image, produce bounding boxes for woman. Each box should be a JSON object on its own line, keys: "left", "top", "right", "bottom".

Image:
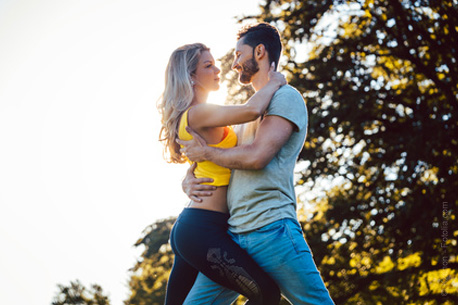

{"left": 158, "top": 43, "right": 285, "bottom": 304}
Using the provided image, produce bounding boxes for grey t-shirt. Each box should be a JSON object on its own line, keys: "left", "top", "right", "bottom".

{"left": 227, "top": 85, "right": 308, "bottom": 233}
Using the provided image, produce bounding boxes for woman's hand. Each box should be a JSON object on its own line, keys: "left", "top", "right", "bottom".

{"left": 182, "top": 163, "right": 215, "bottom": 202}
{"left": 267, "top": 62, "right": 287, "bottom": 88}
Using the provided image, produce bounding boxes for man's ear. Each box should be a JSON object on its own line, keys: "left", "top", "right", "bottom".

{"left": 254, "top": 44, "right": 266, "bottom": 60}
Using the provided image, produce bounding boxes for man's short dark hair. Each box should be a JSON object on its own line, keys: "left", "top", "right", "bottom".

{"left": 237, "top": 23, "right": 282, "bottom": 68}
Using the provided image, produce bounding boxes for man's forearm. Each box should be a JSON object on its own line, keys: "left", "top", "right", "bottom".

{"left": 182, "top": 115, "right": 294, "bottom": 170}
{"left": 204, "top": 144, "right": 267, "bottom": 170}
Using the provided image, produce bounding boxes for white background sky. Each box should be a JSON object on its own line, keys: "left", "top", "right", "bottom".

{"left": 0, "top": 1, "right": 261, "bottom": 304}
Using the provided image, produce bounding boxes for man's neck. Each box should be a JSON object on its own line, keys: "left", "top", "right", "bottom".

{"left": 251, "top": 63, "right": 270, "bottom": 92}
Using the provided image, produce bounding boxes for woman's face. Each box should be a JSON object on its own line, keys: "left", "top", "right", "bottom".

{"left": 192, "top": 50, "right": 221, "bottom": 92}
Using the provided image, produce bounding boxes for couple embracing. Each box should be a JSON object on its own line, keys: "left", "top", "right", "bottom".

{"left": 158, "top": 22, "right": 334, "bottom": 305}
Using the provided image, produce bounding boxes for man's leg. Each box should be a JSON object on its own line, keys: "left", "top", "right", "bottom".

{"left": 239, "top": 218, "right": 334, "bottom": 305}
{"left": 174, "top": 208, "right": 281, "bottom": 305}
{"left": 183, "top": 272, "right": 239, "bottom": 305}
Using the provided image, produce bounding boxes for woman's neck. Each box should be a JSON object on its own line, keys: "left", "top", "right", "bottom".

{"left": 191, "top": 87, "right": 209, "bottom": 106}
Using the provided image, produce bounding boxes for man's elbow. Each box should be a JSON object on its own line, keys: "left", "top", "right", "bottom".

{"left": 250, "top": 160, "right": 268, "bottom": 170}
{"left": 244, "top": 151, "right": 271, "bottom": 170}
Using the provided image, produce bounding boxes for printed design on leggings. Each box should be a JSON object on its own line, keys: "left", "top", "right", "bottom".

{"left": 207, "top": 248, "right": 260, "bottom": 297}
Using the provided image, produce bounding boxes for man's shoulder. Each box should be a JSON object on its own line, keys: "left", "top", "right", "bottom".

{"left": 271, "top": 85, "right": 306, "bottom": 110}
{"left": 267, "top": 85, "right": 307, "bottom": 131}
{"left": 273, "top": 84, "right": 304, "bottom": 101}
{"left": 277, "top": 84, "right": 302, "bottom": 94}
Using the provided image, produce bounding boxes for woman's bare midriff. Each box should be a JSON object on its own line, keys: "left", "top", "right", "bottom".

{"left": 188, "top": 186, "right": 229, "bottom": 214}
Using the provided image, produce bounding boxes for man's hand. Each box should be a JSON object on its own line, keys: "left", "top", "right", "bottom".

{"left": 182, "top": 163, "right": 216, "bottom": 202}
{"left": 176, "top": 127, "right": 208, "bottom": 162}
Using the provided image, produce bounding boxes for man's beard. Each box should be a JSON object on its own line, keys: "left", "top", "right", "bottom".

{"left": 239, "top": 56, "right": 259, "bottom": 84}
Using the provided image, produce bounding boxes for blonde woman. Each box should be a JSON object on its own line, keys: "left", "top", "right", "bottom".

{"left": 158, "top": 43, "right": 284, "bottom": 304}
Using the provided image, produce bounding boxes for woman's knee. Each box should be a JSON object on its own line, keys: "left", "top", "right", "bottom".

{"left": 248, "top": 278, "right": 280, "bottom": 305}
{"left": 261, "top": 283, "right": 281, "bottom": 305}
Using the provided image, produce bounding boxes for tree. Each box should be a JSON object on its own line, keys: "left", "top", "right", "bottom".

{"left": 51, "top": 280, "right": 110, "bottom": 305}
{"left": 125, "top": 217, "right": 293, "bottom": 304}
{"left": 126, "top": 1, "right": 458, "bottom": 303}
{"left": 125, "top": 218, "right": 175, "bottom": 305}
{"left": 219, "top": 0, "right": 457, "bottom": 303}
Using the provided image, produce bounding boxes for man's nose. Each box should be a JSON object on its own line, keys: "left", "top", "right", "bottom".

{"left": 231, "top": 61, "right": 239, "bottom": 70}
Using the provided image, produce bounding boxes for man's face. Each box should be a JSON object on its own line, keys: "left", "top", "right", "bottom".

{"left": 232, "top": 38, "right": 259, "bottom": 85}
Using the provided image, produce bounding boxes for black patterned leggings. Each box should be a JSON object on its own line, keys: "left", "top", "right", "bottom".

{"left": 165, "top": 208, "right": 281, "bottom": 305}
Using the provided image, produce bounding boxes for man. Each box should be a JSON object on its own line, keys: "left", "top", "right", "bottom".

{"left": 177, "top": 23, "right": 334, "bottom": 304}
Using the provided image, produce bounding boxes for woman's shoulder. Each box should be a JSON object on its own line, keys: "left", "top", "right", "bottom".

{"left": 178, "top": 107, "right": 193, "bottom": 140}
{"left": 186, "top": 103, "right": 222, "bottom": 129}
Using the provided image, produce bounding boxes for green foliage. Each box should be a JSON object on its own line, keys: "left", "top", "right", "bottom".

{"left": 51, "top": 280, "right": 110, "bottom": 305}
{"left": 125, "top": 216, "right": 293, "bottom": 304}
{"left": 125, "top": 218, "right": 175, "bottom": 305}
{"left": 239, "top": 0, "right": 457, "bottom": 304}
{"left": 125, "top": 1, "right": 458, "bottom": 304}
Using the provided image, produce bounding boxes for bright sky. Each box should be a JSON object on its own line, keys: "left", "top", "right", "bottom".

{"left": 0, "top": 1, "right": 260, "bottom": 304}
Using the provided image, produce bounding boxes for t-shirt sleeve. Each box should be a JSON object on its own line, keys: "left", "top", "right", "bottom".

{"left": 266, "top": 86, "right": 307, "bottom": 132}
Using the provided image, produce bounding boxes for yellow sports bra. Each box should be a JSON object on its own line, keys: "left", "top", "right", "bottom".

{"left": 178, "top": 107, "right": 237, "bottom": 186}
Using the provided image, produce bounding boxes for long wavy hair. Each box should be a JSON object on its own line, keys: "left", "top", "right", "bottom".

{"left": 158, "top": 43, "right": 209, "bottom": 163}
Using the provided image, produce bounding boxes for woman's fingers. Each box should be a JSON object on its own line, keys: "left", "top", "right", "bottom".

{"left": 270, "top": 61, "right": 275, "bottom": 72}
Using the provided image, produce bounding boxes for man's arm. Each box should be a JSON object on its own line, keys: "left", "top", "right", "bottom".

{"left": 181, "top": 163, "right": 216, "bottom": 202}
{"left": 179, "top": 115, "right": 295, "bottom": 170}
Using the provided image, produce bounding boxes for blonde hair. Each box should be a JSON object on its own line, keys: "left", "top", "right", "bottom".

{"left": 158, "top": 43, "right": 209, "bottom": 163}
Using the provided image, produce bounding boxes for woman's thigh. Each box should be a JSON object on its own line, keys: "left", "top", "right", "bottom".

{"left": 174, "top": 219, "right": 280, "bottom": 304}
{"left": 165, "top": 251, "right": 199, "bottom": 305}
